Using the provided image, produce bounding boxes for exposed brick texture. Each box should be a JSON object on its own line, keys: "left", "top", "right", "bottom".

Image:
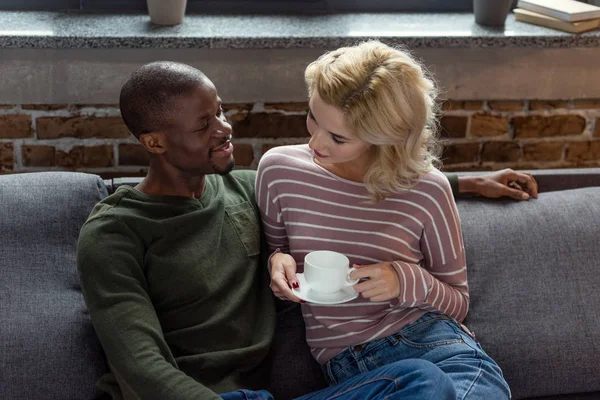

{"left": 522, "top": 141, "right": 564, "bottom": 162}
{"left": 55, "top": 145, "right": 114, "bottom": 168}
{"left": 232, "top": 143, "right": 254, "bottom": 167}
{"left": 0, "top": 100, "right": 598, "bottom": 175}
{"left": 233, "top": 113, "right": 308, "bottom": 138}
{"left": 37, "top": 116, "right": 130, "bottom": 139}
{"left": 529, "top": 100, "right": 570, "bottom": 110}
{"left": 222, "top": 103, "right": 253, "bottom": 113}
{"left": 0, "top": 115, "right": 33, "bottom": 138}
{"left": 22, "top": 104, "right": 69, "bottom": 111}
{"left": 470, "top": 114, "right": 509, "bottom": 137}
{"left": 487, "top": 100, "right": 524, "bottom": 112}
{"left": 264, "top": 102, "right": 308, "bottom": 112}
{"left": 97, "top": 170, "right": 147, "bottom": 179}
{"left": 565, "top": 141, "right": 600, "bottom": 162}
{"left": 481, "top": 141, "right": 521, "bottom": 163}
{"left": 514, "top": 115, "right": 586, "bottom": 138}
{"left": 22, "top": 145, "right": 55, "bottom": 167}
{"left": 262, "top": 144, "right": 281, "bottom": 153}
{"left": 442, "top": 142, "right": 480, "bottom": 165}
{"left": 572, "top": 99, "right": 600, "bottom": 109}
{"left": 443, "top": 164, "right": 494, "bottom": 172}
{"left": 72, "top": 104, "right": 120, "bottom": 110}
{"left": 119, "top": 144, "right": 150, "bottom": 166}
{"left": 439, "top": 116, "right": 468, "bottom": 138}
{"left": 224, "top": 103, "right": 253, "bottom": 122}
{"left": 1, "top": 143, "right": 14, "bottom": 170}
{"left": 441, "top": 101, "right": 483, "bottom": 111}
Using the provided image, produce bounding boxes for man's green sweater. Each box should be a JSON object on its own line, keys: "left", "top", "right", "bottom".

{"left": 77, "top": 170, "right": 276, "bottom": 400}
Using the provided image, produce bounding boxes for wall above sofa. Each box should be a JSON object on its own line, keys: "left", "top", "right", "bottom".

{"left": 1, "top": 11, "right": 599, "bottom": 176}
{"left": 0, "top": 99, "right": 599, "bottom": 177}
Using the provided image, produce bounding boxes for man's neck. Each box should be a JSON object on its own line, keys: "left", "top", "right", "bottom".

{"left": 136, "top": 160, "right": 207, "bottom": 199}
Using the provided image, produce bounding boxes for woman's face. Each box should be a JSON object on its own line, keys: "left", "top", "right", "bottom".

{"left": 306, "top": 91, "right": 372, "bottom": 167}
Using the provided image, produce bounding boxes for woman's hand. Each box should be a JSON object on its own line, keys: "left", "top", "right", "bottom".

{"left": 351, "top": 262, "right": 400, "bottom": 302}
{"left": 269, "top": 252, "right": 303, "bottom": 302}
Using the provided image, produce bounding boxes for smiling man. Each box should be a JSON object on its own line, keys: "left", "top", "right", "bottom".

{"left": 76, "top": 62, "right": 279, "bottom": 400}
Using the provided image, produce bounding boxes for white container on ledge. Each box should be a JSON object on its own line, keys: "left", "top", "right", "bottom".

{"left": 147, "top": 0, "right": 188, "bottom": 26}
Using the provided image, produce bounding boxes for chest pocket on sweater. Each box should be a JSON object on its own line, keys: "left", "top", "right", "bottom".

{"left": 225, "top": 201, "right": 261, "bottom": 257}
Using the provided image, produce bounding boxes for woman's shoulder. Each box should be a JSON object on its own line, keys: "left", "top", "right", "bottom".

{"left": 257, "top": 144, "right": 313, "bottom": 170}
{"left": 413, "top": 168, "right": 453, "bottom": 195}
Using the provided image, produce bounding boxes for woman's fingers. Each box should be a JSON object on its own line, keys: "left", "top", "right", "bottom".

{"left": 271, "top": 275, "right": 303, "bottom": 303}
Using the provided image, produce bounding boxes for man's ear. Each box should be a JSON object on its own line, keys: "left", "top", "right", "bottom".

{"left": 139, "top": 132, "right": 166, "bottom": 155}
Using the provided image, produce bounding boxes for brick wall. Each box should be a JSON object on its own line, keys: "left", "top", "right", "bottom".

{"left": 1, "top": 100, "right": 599, "bottom": 177}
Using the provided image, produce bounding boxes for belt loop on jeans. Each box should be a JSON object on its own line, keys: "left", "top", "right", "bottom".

{"left": 353, "top": 343, "right": 365, "bottom": 352}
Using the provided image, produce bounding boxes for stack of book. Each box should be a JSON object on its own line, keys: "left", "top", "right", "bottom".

{"left": 515, "top": 0, "right": 600, "bottom": 33}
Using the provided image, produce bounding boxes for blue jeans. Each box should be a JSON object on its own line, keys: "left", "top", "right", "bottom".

{"left": 221, "top": 358, "right": 455, "bottom": 399}
{"left": 220, "top": 389, "right": 274, "bottom": 400}
{"left": 322, "top": 312, "right": 511, "bottom": 400}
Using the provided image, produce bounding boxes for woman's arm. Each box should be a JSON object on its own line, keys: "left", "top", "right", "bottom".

{"left": 353, "top": 173, "right": 469, "bottom": 322}
{"left": 255, "top": 152, "right": 302, "bottom": 302}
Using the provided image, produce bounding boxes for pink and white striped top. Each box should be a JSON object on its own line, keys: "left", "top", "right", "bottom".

{"left": 256, "top": 144, "right": 469, "bottom": 364}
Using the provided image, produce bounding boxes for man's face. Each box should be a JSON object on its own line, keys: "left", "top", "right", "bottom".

{"left": 162, "top": 80, "right": 234, "bottom": 177}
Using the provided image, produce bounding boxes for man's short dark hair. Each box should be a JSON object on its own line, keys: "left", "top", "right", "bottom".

{"left": 119, "top": 61, "right": 208, "bottom": 139}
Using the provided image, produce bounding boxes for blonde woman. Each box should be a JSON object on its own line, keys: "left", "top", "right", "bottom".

{"left": 256, "top": 41, "right": 511, "bottom": 399}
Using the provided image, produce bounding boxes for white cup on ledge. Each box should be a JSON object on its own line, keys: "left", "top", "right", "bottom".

{"left": 147, "top": 0, "right": 188, "bottom": 26}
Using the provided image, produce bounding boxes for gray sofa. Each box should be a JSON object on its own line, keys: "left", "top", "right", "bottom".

{"left": 1, "top": 169, "right": 599, "bottom": 400}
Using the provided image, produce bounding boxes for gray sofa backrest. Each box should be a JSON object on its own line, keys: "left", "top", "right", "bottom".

{"left": 0, "top": 172, "right": 109, "bottom": 400}
{"left": 459, "top": 186, "right": 600, "bottom": 399}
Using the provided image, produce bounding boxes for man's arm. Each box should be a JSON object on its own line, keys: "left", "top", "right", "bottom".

{"left": 445, "top": 169, "right": 539, "bottom": 200}
{"left": 77, "top": 216, "right": 221, "bottom": 400}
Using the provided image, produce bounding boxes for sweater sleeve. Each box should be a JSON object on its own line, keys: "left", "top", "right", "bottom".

{"left": 390, "top": 176, "right": 469, "bottom": 322}
{"left": 255, "top": 153, "right": 289, "bottom": 255}
{"left": 444, "top": 172, "right": 460, "bottom": 198}
{"left": 77, "top": 216, "right": 221, "bottom": 400}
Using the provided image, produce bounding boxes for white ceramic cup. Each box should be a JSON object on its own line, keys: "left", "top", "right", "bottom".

{"left": 147, "top": 0, "right": 187, "bottom": 25}
{"left": 303, "top": 250, "right": 358, "bottom": 294}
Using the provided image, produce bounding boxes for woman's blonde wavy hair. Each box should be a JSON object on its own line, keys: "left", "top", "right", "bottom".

{"left": 305, "top": 40, "right": 441, "bottom": 202}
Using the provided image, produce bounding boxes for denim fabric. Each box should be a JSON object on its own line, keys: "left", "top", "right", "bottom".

{"left": 323, "top": 312, "right": 511, "bottom": 400}
{"left": 297, "top": 358, "right": 455, "bottom": 400}
{"left": 221, "top": 389, "right": 275, "bottom": 400}
{"left": 221, "top": 359, "right": 455, "bottom": 400}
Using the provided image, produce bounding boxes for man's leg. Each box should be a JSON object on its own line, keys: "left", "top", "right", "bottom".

{"left": 295, "top": 358, "right": 455, "bottom": 400}
{"left": 220, "top": 389, "right": 274, "bottom": 400}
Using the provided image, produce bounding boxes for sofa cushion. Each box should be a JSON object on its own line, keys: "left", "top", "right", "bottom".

{"left": 268, "top": 302, "right": 327, "bottom": 399}
{"left": 0, "top": 172, "right": 108, "bottom": 400}
{"left": 459, "top": 187, "right": 600, "bottom": 399}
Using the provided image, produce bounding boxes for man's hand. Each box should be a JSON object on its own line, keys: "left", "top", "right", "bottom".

{"left": 269, "top": 252, "right": 302, "bottom": 302}
{"left": 351, "top": 262, "right": 400, "bottom": 302}
{"left": 458, "top": 169, "right": 538, "bottom": 200}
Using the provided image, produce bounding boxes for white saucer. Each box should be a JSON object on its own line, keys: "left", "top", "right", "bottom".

{"left": 293, "top": 273, "right": 359, "bottom": 305}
